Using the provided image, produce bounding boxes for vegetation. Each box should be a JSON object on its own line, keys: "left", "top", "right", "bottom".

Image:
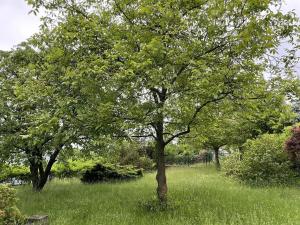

{"left": 0, "top": 1, "right": 299, "bottom": 224}
{"left": 223, "top": 131, "right": 297, "bottom": 185}
{"left": 116, "top": 142, "right": 155, "bottom": 170}
{"left": 0, "top": 185, "right": 24, "bottom": 225}
{"left": 285, "top": 126, "right": 300, "bottom": 173}
{"left": 0, "top": 45, "right": 82, "bottom": 191}
{"left": 16, "top": 165, "right": 300, "bottom": 225}
{"left": 18, "top": 0, "right": 298, "bottom": 202}
{"left": 81, "top": 164, "right": 142, "bottom": 183}
{"left": 0, "top": 157, "right": 144, "bottom": 182}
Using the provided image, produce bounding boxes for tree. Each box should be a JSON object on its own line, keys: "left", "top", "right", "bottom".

{"left": 27, "top": 0, "right": 299, "bottom": 202}
{"left": 198, "top": 118, "right": 235, "bottom": 170}
{"left": 0, "top": 40, "right": 82, "bottom": 191}
{"left": 0, "top": 7, "right": 119, "bottom": 191}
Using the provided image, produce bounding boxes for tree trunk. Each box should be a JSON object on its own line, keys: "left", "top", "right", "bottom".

{"left": 214, "top": 147, "right": 220, "bottom": 170}
{"left": 29, "top": 148, "right": 61, "bottom": 192}
{"left": 156, "top": 141, "right": 167, "bottom": 203}
{"left": 29, "top": 161, "right": 49, "bottom": 192}
{"left": 151, "top": 87, "right": 168, "bottom": 203}
{"left": 29, "top": 163, "right": 40, "bottom": 191}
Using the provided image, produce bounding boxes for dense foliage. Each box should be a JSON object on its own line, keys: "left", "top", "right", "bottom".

{"left": 164, "top": 144, "right": 212, "bottom": 165}
{"left": 81, "top": 164, "right": 143, "bottom": 183}
{"left": 223, "top": 132, "right": 297, "bottom": 185}
{"left": 22, "top": 0, "right": 300, "bottom": 202}
{"left": 285, "top": 126, "right": 300, "bottom": 173}
{"left": 0, "top": 158, "right": 102, "bottom": 182}
{"left": 0, "top": 185, "right": 24, "bottom": 225}
{"left": 117, "top": 143, "right": 155, "bottom": 170}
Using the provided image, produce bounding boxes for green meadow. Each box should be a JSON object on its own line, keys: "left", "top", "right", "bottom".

{"left": 17, "top": 165, "right": 300, "bottom": 225}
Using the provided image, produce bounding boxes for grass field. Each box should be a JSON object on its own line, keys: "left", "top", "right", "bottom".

{"left": 17, "top": 165, "right": 300, "bottom": 225}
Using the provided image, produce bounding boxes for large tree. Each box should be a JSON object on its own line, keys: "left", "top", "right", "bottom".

{"left": 27, "top": 0, "right": 299, "bottom": 202}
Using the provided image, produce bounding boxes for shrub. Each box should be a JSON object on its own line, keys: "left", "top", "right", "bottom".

{"left": 51, "top": 158, "right": 104, "bottom": 178}
{"left": 285, "top": 126, "right": 300, "bottom": 174}
{"left": 222, "top": 152, "right": 242, "bottom": 177}
{"left": 223, "top": 133, "right": 297, "bottom": 185}
{"left": 0, "top": 158, "right": 105, "bottom": 182}
{"left": 118, "top": 143, "right": 155, "bottom": 170}
{"left": 0, "top": 157, "right": 146, "bottom": 183}
{"left": 0, "top": 185, "right": 24, "bottom": 225}
{"left": 135, "top": 157, "right": 155, "bottom": 170}
{"left": 81, "top": 163, "right": 143, "bottom": 183}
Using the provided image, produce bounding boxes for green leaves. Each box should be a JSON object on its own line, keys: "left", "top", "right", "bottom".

{"left": 3, "top": 0, "right": 299, "bottom": 171}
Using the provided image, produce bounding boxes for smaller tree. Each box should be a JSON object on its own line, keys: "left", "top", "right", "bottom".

{"left": 285, "top": 126, "right": 300, "bottom": 174}
{"left": 199, "top": 119, "right": 233, "bottom": 170}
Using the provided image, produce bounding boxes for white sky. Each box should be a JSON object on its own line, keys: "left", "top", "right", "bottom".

{"left": 0, "top": 0, "right": 299, "bottom": 51}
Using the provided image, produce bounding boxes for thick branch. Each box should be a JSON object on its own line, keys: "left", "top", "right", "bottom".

{"left": 44, "top": 146, "right": 62, "bottom": 177}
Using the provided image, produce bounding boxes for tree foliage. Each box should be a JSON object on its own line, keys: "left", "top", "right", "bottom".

{"left": 285, "top": 126, "right": 300, "bottom": 173}
{"left": 5, "top": 0, "right": 298, "bottom": 201}
{"left": 0, "top": 40, "right": 84, "bottom": 191}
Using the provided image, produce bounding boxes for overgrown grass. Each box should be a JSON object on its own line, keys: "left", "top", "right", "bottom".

{"left": 17, "top": 165, "right": 300, "bottom": 225}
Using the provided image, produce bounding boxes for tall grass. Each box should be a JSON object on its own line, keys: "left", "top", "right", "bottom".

{"left": 17, "top": 165, "right": 300, "bottom": 225}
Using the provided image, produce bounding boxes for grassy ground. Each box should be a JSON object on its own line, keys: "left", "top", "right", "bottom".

{"left": 17, "top": 165, "right": 300, "bottom": 225}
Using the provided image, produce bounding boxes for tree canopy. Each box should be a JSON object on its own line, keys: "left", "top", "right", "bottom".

{"left": 0, "top": 0, "right": 298, "bottom": 201}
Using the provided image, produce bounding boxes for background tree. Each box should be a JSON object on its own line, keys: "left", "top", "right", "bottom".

{"left": 186, "top": 76, "right": 297, "bottom": 169}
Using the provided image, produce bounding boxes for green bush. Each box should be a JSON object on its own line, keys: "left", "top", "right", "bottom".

{"left": 0, "top": 156, "right": 149, "bottom": 183}
{"left": 81, "top": 163, "right": 143, "bottom": 183}
{"left": 135, "top": 157, "right": 155, "bottom": 170}
{"left": 223, "top": 133, "right": 297, "bottom": 185}
{"left": 0, "top": 185, "right": 24, "bottom": 225}
{"left": 0, "top": 158, "right": 105, "bottom": 182}
{"left": 118, "top": 143, "right": 155, "bottom": 170}
{"left": 222, "top": 152, "right": 242, "bottom": 177}
{"left": 51, "top": 158, "right": 104, "bottom": 178}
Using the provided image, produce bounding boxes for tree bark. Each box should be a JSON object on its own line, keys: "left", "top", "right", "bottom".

{"left": 156, "top": 140, "right": 167, "bottom": 203}
{"left": 29, "top": 162, "right": 40, "bottom": 191}
{"left": 214, "top": 147, "right": 220, "bottom": 170}
{"left": 29, "top": 148, "right": 61, "bottom": 192}
{"left": 151, "top": 87, "right": 168, "bottom": 203}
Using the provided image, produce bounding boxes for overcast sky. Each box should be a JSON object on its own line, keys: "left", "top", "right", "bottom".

{"left": 0, "top": 0, "right": 299, "bottom": 51}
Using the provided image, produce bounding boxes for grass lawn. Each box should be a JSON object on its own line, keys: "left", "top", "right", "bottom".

{"left": 17, "top": 165, "right": 300, "bottom": 225}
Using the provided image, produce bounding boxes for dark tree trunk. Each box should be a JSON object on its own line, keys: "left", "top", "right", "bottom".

{"left": 29, "top": 161, "right": 49, "bottom": 192}
{"left": 29, "top": 148, "right": 61, "bottom": 192}
{"left": 156, "top": 140, "right": 167, "bottom": 203}
{"left": 151, "top": 87, "right": 168, "bottom": 203}
{"left": 29, "top": 163, "right": 40, "bottom": 191}
{"left": 214, "top": 147, "right": 220, "bottom": 170}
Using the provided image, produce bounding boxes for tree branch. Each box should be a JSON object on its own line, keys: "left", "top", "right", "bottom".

{"left": 165, "top": 91, "right": 232, "bottom": 145}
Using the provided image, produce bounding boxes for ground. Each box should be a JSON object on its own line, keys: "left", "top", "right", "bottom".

{"left": 17, "top": 165, "right": 300, "bottom": 225}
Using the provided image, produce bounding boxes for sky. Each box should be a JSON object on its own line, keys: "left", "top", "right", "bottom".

{"left": 0, "top": 0, "right": 300, "bottom": 51}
